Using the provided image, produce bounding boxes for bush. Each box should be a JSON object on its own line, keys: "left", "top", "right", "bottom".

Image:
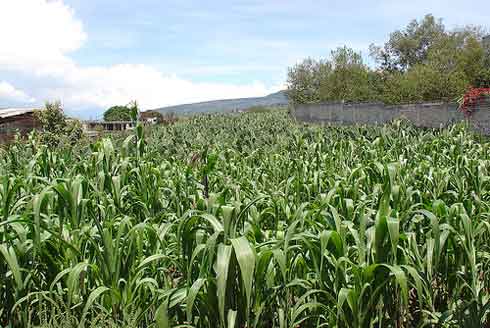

{"left": 34, "top": 101, "right": 86, "bottom": 147}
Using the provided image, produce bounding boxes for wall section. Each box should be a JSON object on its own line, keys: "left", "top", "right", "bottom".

{"left": 293, "top": 100, "right": 490, "bottom": 134}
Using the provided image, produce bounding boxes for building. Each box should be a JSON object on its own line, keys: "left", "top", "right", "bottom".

{"left": 140, "top": 110, "right": 164, "bottom": 124}
{"left": 82, "top": 120, "right": 136, "bottom": 132}
{"left": 0, "top": 107, "right": 41, "bottom": 143}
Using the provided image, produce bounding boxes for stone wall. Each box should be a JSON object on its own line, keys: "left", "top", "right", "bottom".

{"left": 293, "top": 100, "right": 490, "bottom": 134}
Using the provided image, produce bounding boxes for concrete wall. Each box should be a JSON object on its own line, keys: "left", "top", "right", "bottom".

{"left": 293, "top": 100, "right": 490, "bottom": 134}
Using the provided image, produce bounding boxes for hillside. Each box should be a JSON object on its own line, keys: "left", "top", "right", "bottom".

{"left": 152, "top": 90, "right": 288, "bottom": 115}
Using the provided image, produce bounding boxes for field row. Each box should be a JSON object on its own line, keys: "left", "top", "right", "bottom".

{"left": 1, "top": 111, "right": 490, "bottom": 327}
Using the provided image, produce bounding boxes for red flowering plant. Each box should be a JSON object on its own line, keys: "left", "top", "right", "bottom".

{"left": 458, "top": 88, "right": 490, "bottom": 117}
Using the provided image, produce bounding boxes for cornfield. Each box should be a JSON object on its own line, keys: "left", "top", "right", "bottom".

{"left": 1, "top": 110, "right": 490, "bottom": 327}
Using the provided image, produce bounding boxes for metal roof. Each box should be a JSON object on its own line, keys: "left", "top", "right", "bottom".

{"left": 0, "top": 107, "right": 39, "bottom": 119}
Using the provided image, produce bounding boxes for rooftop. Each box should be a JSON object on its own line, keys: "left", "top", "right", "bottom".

{"left": 0, "top": 107, "right": 40, "bottom": 119}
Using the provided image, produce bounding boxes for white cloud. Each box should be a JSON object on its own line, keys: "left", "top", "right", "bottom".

{"left": 44, "top": 63, "right": 280, "bottom": 109}
{"left": 0, "top": 81, "right": 35, "bottom": 103}
{"left": 0, "top": 0, "right": 86, "bottom": 74}
{"left": 0, "top": 0, "right": 279, "bottom": 115}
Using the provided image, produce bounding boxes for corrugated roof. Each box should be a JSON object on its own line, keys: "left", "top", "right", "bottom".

{"left": 0, "top": 107, "right": 39, "bottom": 119}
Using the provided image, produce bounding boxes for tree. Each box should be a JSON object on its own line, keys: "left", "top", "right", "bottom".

{"left": 103, "top": 101, "right": 140, "bottom": 122}
{"left": 319, "top": 47, "right": 378, "bottom": 102}
{"left": 103, "top": 105, "right": 132, "bottom": 121}
{"left": 34, "top": 101, "right": 66, "bottom": 146}
{"left": 288, "top": 14, "right": 490, "bottom": 105}
{"left": 287, "top": 47, "right": 378, "bottom": 104}
{"left": 369, "top": 14, "right": 446, "bottom": 71}
{"left": 287, "top": 58, "right": 332, "bottom": 104}
{"left": 35, "top": 101, "right": 66, "bottom": 133}
{"left": 34, "top": 101, "right": 84, "bottom": 146}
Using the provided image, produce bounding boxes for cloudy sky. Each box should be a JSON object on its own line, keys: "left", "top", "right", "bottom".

{"left": 0, "top": 0, "right": 488, "bottom": 118}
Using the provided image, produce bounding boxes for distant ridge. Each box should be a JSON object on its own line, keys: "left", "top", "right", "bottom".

{"left": 152, "top": 90, "right": 288, "bottom": 115}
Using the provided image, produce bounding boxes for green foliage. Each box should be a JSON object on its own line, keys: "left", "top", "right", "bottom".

{"left": 35, "top": 101, "right": 66, "bottom": 131}
{"left": 103, "top": 105, "right": 132, "bottom": 122}
{"left": 103, "top": 101, "right": 140, "bottom": 122}
{"left": 65, "top": 119, "right": 85, "bottom": 145}
{"left": 128, "top": 100, "right": 139, "bottom": 122}
{"left": 287, "top": 48, "right": 381, "bottom": 104}
{"left": 246, "top": 105, "right": 282, "bottom": 113}
{"left": 288, "top": 14, "right": 490, "bottom": 105}
{"left": 2, "top": 111, "right": 490, "bottom": 327}
{"left": 287, "top": 58, "right": 331, "bottom": 104}
{"left": 34, "top": 101, "right": 84, "bottom": 147}
{"left": 369, "top": 14, "right": 446, "bottom": 71}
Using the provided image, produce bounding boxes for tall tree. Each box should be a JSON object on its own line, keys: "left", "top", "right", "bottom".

{"left": 288, "top": 14, "right": 490, "bottom": 105}
{"left": 287, "top": 58, "right": 332, "bottom": 104}
{"left": 287, "top": 47, "right": 377, "bottom": 104}
{"left": 103, "top": 105, "right": 132, "bottom": 121}
{"left": 369, "top": 14, "right": 446, "bottom": 71}
{"left": 319, "top": 47, "right": 378, "bottom": 102}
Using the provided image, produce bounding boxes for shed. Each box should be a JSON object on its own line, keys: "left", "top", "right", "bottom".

{"left": 0, "top": 107, "right": 41, "bottom": 142}
{"left": 140, "top": 110, "right": 164, "bottom": 124}
{"left": 82, "top": 120, "right": 136, "bottom": 132}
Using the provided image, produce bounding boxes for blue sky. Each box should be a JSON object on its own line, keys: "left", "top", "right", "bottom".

{"left": 0, "top": 0, "right": 488, "bottom": 118}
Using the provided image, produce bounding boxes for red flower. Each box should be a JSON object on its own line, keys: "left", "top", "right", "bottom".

{"left": 459, "top": 88, "right": 490, "bottom": 117}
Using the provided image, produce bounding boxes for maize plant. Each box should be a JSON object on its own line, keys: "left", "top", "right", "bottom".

{"left": 1, "top": 111, "right": 490, "bottom": 328}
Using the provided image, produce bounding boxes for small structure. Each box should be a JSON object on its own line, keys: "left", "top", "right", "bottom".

{"left": 0, "top": 107, "right": 41, "bottom": 143}
{"left": 82, "top": 120, "right": 136, "bottom": 133}
{"left": 140, "top": 110, "right": 164, "bottom": 124}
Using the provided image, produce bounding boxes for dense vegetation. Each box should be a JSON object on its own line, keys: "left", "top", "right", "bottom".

{"left": 287, "top": 14, "right": 490, "bottom": 105}
{"left": 34, "top": 101, "right": 84, "bottom": 147}
{"left": 103, "top": 102, "right": 138, "bottom": 122}
{"left": 1, "top": 110, "right": 490, "bottom": 327}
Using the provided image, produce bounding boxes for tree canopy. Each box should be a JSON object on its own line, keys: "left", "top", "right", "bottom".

{"left": 287, "top": 14, "right": 490, "bottom": 105}
{"left": 103, "top": 101, "right": 140, "bottom": 122}
{"left": 34, "top": 101, "right": 83, "bottom": 146}
{"left": 103, "top": 105, "right": 132, "bottom": 121}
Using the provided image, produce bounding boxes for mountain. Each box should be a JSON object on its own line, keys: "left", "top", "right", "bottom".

{"left": 152, "top": 90, "right": 288, "bottom": 115}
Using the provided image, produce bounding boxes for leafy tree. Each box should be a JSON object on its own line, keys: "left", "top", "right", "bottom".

{"left": 104, "top": 101, "right": 140, "bottom": 122}
{"left": 369, "top": 14, "right": 446, "bottom": 71}
{"left": 103, "top": 105, "right": 132, "bottom": 121}
{"left": 288, "top": 14, "right": 490, "bottom": 105}
{"left": 319, "top": 47, "right": 379, "bottom": 102}
{"left": 35, "top": 101, "right": 66, "bottom": 133}
{"left": 34, "top": 101, "right": 85, "bottom": 146}
{"left": 287, "top": 47, "right": 377, "bottom": 104}
{"left": 287, "top": 58, "right": 332, "bottom": 104}
{"left": 34, "top": 101, "right": 67, "bottom": 146}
